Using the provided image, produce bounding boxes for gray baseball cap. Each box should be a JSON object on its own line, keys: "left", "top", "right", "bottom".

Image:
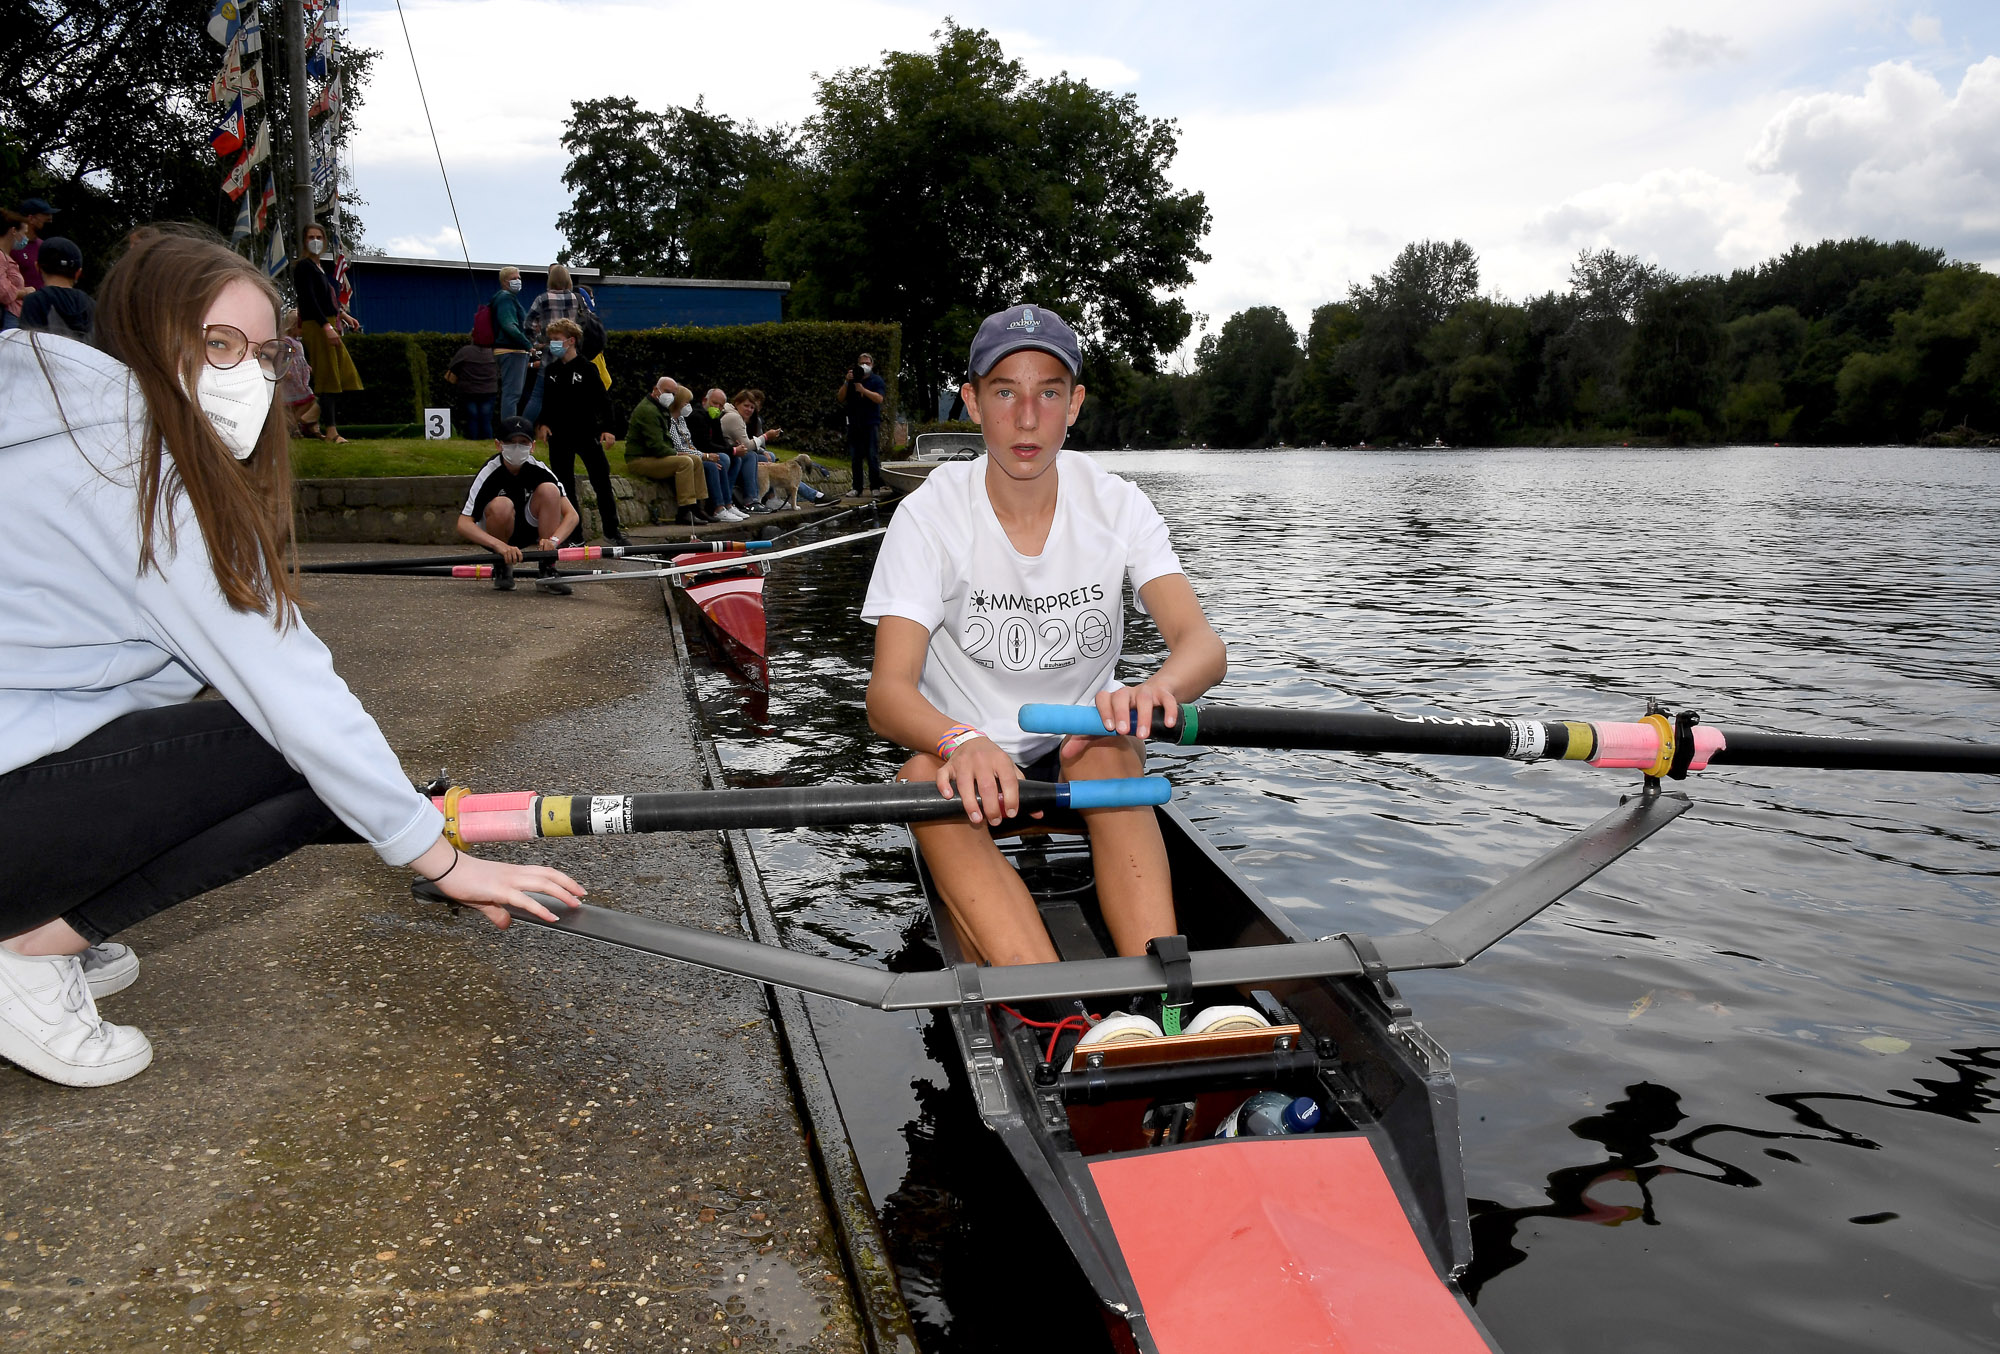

{"left": 967, "top": 304, "right": 1082, "bottom": 378}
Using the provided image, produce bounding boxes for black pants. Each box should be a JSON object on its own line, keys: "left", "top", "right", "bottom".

{"left": 547, "top": 437, "right": 623, "bottom": 543}
{"left": 317, "top": 391, "right": 339, "bottom": 431}
{"left": 847, "top": 422, "right": 882, "bottom": 492}
{"left": 0, "top": 703, "right": 356, "bottom": 944}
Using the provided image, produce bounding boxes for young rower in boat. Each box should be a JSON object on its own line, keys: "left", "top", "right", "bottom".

{"left": 863, "top": 305, "right": 1226, "bottom": 966}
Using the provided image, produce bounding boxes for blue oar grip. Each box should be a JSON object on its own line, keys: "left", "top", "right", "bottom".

{"left": 1020, "top": 703, "right": 1135, "bottom": 736}
{"left": 745, "top": 540, "right": 775, "bottom": 550}
{"left": 1057, "top": 776, "right": 1172, "bottom": 810}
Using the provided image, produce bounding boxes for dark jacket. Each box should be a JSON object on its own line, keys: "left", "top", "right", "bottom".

{"left": 446, "top": 344, "right": 498, "bottom": 397}
{"left": 687, "top": 403, "right": 729, "bottom": 457}
{"left": 625, "top": 396, "right": 683, "bottom": 461}
{"left": 294, "top": 257, "right": 339, "bottom": 324}
{"left": 842, "top": 371, "right": 887, "bottom": 428}
{"left": 19, "top": 286, "right": 94, "bottom": 340}
{"left": 489, "top": 290, "right": 529, "bottom": 350}
{"left": 538, "top": 357, "right": 613, "bottom": 445}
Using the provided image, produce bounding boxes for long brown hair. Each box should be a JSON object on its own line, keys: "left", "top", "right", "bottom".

{"left": 94, "top": 224, "right": 298, "bottom": 620}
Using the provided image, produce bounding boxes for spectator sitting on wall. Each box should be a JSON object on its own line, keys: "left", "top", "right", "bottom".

{"left": 278, "top": 309, "right": 320, "bottom": 436}
{"left": 18, "top": 238, "right": 93, "bottom": 342}
{"left": 535, "top": 318, "right": 627, "bottom": 547}
{"left": 687, "top": 387, "right": 747, "bottom": 522}
{"left": 9, "top": 198, "right": 54, "bottom": 293}
{"left": 292, "top": 222, "right": 360, "bottom": 443}
{"left": 456, "top": 416, "right": 579, "bottom": 595}
{"left": 716, "top": 388, "right": 773, "bottom": 514}
{"left": 444, "top": 335, "right": 499, "bottom": 441}
{"left": 837, "top": 351, "right": 888, "bottom": 498}
{"left": 490, "top": 266, "right": 531, "bottom": 419}
{"left": 0, "top": 211, "right": 33, "bottom": 331}
{"left": 625, "top": 378, "right": 710, "bottom": 527}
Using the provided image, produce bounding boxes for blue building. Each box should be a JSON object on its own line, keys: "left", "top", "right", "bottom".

{"left": 341, "top": 254, "right": 789, "bottom": 335}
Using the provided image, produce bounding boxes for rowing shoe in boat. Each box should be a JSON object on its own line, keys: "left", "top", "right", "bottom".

{"left": 416, "top": 774, "right": 1693, "bottom": 1352}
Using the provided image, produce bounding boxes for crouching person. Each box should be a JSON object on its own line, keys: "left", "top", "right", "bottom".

{"left": 625, "top": 377, "right": 711, "bottom": 527}
{"left": 456, "top": 416, "right": 580, "bottom": 595}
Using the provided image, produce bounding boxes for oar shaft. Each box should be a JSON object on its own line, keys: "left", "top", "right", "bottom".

{"left": 301, "top": 540, "right": 769, "bottom": 575}
{"left": 1017, "top": 703, "right": 2000, "bottom": 777}
{"left": 435, "top": 776, "right": 1171, "bottom": 846}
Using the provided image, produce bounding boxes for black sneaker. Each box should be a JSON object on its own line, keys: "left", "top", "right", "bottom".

{"left": 493, "top": 560, "right": 515, "bottom": 592}
{"left": 606, "top": 531, "right": 632, "bottom": 547}
{"left": 534, "top": 563, "right": 572, "bottom": 596}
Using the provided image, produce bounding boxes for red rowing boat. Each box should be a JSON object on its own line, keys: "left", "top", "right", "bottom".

{"left": 672, "top": 548, "right": 767, "bottom": 688}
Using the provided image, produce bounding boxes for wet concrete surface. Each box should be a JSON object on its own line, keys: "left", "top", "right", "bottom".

{"left": 0, "top": 546, "right": 865, "bottom": 1354}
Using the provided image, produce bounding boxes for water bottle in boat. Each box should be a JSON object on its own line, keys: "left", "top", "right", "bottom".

{"left": 1214, "top": 1092, "right": 1321, "bottom": 1138}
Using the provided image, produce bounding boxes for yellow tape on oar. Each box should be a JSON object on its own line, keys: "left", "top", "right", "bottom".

{"left": 440, "top": 784, "right": 470, "bottom": 851}
{"left": 1560, "top": 721, "right": 1597, "bottom": 761}
{"left": 1640, "top": 712, "right": 1676, "bottom": 780}
{"left": 539, "top": 796, "right": 576, "bottom": 838}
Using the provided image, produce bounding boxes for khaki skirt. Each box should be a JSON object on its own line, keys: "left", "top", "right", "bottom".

{"left": 299, "top": 324, "right": 364, "bottom": 396}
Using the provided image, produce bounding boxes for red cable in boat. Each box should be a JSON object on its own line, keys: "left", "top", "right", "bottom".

{"left": 997, "top": 1004, "right": 1097, "bottom": 1064}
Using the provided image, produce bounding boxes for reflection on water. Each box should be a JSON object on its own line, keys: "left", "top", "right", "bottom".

{"left": 680, "top": 448, "right": 2000, "bottom": 1354}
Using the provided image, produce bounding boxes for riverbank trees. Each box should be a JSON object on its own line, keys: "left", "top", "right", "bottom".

{"left": 1098, "top": 236, "right": 1998, "bottom": 449}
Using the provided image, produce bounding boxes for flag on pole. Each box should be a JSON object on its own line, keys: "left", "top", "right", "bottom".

{"left": 305, "top": 5, "right": 334, "bottom": 78}
{"left": 311, "top": 127, "right": 337, "bottom": 205}
{"left": 230, "top": 188, "right": 253, "bottom": 245}
{"left": 243, "top": 119, "right": 270, "bottom": 168}
{"left": 221, "top": 152, "right": 255, "bottom": 201}
{"left": 254, "top": 173, "right": 276, "bottom": 233}
{"left": 265, "top": 221, "right": 289, "bottom": 281}
{"left": 205, "top": 0, "right": 246, "bottom": 47}
{"left": 209, "top": 96, "right": 246, "bottom": 157}
{"left": 235, "top": 8, "right": 262, "bottom": 54}
{"left": 208, "top": 31, "right": 265, "bottom": 104}
{"left": 308, "top": 73, "right": 342, "bottom": 119}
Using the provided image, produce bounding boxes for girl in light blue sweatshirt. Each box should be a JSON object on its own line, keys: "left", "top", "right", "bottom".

{"left": 0, "top": 225, "right": 585, "bottom": 1088}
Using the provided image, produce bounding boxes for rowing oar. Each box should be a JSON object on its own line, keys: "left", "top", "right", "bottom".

{"left": 429, "top": 775, "right": 1172, "bottom": 847}
{"left": 307, "top": 528, "right": 889, "bottom": 585}
{"left": 1018, "top": 702, "right": 2000, "bottom": 777}
{"left": 765, "top": 500, "right": 875, "bottom": 545}
{"left": 300, "top": 539, "right": 774, "bottom": 575}
{"left": 551, "top": 527, "right": 886, "bottom": 584}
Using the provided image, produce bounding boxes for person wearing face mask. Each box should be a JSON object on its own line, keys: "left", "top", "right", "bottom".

{"left": 291, "top": 222, "right": 362, "bottom": 443}
{"left": 534, "top": 319, "right": 627, "bottom": 546}
{"left": 623, "top": 377, "right": 711, "bottom": 526}
{"left": 836, "top": 352, "right": 888, "bottom": 498}
{"left": 489, "top": 266, "right": 533, "bottom": 420}
{"left": 8, "top": 198, "right": 54, "bottom": 292}
{"left": 0, "top": 210, "right": 33, "bottom": 330}
{"left": 456, "top": 416, "right": 580, "bottom": 593}
{"left": 0, "top": 224, "right": 586, "bottom": 1088}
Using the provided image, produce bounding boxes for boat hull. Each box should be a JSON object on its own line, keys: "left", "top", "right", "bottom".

{"left": 909, "top": 806, "right": 1499, "bottom": 1353}
{"left": 673, "top": 551, "right": 767, "bottom": 688}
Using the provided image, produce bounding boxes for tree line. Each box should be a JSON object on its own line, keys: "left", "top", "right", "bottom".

{"left": 1077, "top": 236, "right": 2000, "bottom": 449}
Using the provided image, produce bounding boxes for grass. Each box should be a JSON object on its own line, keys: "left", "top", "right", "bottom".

{"left": 289, "top": 438, "right": 832, "bottom": 479}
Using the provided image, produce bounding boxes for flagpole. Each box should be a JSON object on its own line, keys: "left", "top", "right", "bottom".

{"left": 285, "top": 0, "right": 312, "bottom": 238}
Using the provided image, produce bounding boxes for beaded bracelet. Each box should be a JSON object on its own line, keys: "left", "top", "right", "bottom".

{"left": 936, "top": 723, "right": 986, "bottom": 760}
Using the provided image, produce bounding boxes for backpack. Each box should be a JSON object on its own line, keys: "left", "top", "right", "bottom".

{"left": 470, "top": 302, "right": 495, "bottom": 347}
{"left": 575, "top": 303, "right": 605, "bottom": 361}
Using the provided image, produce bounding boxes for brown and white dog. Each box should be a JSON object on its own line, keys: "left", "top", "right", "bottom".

{"left": 757, "top": 454, "right": 828, "bottom": 510}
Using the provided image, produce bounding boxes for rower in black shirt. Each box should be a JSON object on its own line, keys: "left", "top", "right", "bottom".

{"left": 456, "top": 416, "right": 581, "bottom": 594}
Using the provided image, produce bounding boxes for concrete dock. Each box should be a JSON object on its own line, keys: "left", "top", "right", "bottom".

{"left": 0, "top": 549, "right": 867, "bottom": 1354}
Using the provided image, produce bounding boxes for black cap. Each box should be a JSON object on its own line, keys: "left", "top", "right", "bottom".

{"left": 35, "top": 237, "right": 81, "bottom": 277}
{"left": 497, "top": 415, "right": 535, "bottom": 443}
{"left": 19, "top": 199, "right": 55, "bottom": 216}
{"left": 967, "top": 304, "right": 1082, "bottom": 378}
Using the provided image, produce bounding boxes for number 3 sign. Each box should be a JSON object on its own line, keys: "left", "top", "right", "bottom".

{"left": 423, "top": 407, "right": 452, "bottom": 440}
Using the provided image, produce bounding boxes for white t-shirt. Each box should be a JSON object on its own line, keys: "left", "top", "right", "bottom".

{"left": 862, "top": 451, "right": 1184, "bottom": 761}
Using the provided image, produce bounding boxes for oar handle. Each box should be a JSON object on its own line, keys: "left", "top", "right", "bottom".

{"left": 432, "top": 776, "right": 1171, "bottom": 845}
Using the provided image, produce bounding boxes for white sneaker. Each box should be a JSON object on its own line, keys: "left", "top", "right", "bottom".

{"left": 81, "top": 943, "right": 139, "bottom": 999}
{"left": 715, "top": 506, "right": 747, "bottom": 522}
{"left": 0, "top": 946, "right": 153, "bottom": 1087}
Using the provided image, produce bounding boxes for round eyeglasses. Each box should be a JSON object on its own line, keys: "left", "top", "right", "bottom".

{"left": 202, "top": 324, "right": 292, "bottom": 381}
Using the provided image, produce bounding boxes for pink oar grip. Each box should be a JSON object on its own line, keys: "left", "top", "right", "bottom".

{"left": 556, "top": 546, "right": 606, "bottom": 561}
{"left": 1587, "top": 722, "right": 1728, "bottom": 770}
{"left": 450, "top": 565, "right": 494, "bottom": 579}
{"left": 432, "top": 790, "right": 540, "bottom": 843}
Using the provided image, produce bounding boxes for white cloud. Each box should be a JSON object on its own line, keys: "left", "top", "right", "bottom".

{"left": 1528, "top": 169, "right": 1790, "bottom": 274}
{"left": 1654, "top": 26, "right": 1740, "bottom": 68}
{"left": 1908, "top": 12, "right": 1944, "bottom": 43}
{"left": 995, "top": 28, "right": 1140, "bottom": 87}
{"left": 384, "top": 224, "right": 466, "bottom": 258}
{"left": 1750, "top": 57, "right": 2000, "bottom": 258}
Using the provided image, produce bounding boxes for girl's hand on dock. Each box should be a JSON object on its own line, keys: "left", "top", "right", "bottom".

{"left": 435, "top": 854, "right": 587, "bottom": 929}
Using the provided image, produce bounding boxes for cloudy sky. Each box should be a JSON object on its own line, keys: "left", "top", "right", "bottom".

{"left": 342, "top": 0, "right": 2000, "bottom": 348}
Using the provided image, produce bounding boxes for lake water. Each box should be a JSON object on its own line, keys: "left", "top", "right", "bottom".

{"left": 681, "top": 446, "right": 2000, "bottom": 1354}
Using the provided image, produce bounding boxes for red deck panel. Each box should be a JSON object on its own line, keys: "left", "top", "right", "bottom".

{"left": 1088, "top": 1135, "right": 1495, "bottom": 1354}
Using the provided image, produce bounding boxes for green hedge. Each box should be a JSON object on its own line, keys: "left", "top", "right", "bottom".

{"left": 336, "top": 335, "right": 432, "bottom": 425}
{"left": 362, "top": 321, "right": 901, "bottom": 457}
